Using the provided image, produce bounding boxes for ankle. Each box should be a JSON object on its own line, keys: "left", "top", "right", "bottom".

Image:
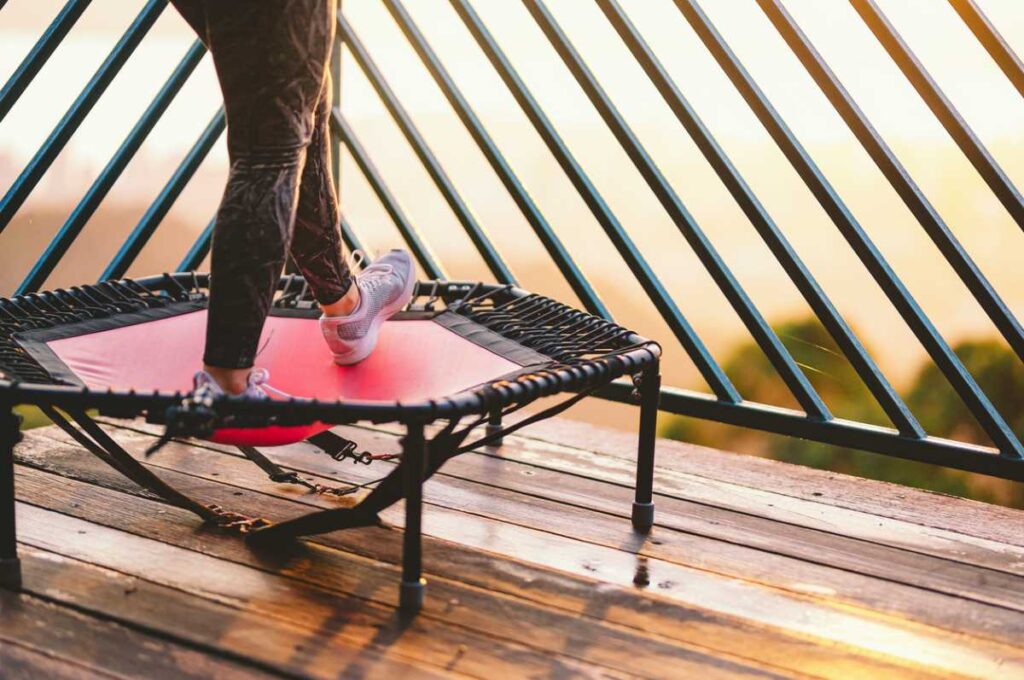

{"left": 321, "top": 283, "right": 360, "bottom": 317}
{"left": 203, "top": 365, "right": 250, "bottom": 395}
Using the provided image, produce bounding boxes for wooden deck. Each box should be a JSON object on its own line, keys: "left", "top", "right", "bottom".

{"left": 3, "top": 416, "right": 1023, "bottom": 679}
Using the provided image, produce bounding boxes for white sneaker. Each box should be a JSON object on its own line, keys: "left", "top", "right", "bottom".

{"left": 193, "top": 367, "right": 288, "bottom": 400}
{"left": 320, "top": 249, "right": 416, "bottom": 365}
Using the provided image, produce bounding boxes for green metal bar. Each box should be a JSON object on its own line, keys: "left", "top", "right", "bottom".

{"left": 383, "top": 0, "right": 610, "bottom": 320}
{"left": 0, "top": 0, "right": 167, "bottom": 234}
{"left": 102, "top": 109, "right": 225, "bottom": 281}
{"left": 450, "top": 0, "right": 740, "bottom": 403}
{"left": 758, "top": 0, "right": 1024, "bottom": 365}
{"left": 525, "top": 0, "right": 829, "bottom": 420}
{"left": 331, "top": 31, "right": 343, "bottom": 196}
{"left": 19, "top": 40, "right": 206, "bottom": 294}
{"left": 599, "top": 381, "right": 1023, "bottom": 481}
{"left": 178, "top": 216, "right": 215, "bottom": 272}
{"left": 337, "top": 14, "right": 516, "bottom": 285}
{"left": 851, "top": 0, "right": 1024, "bottom": 234}
{"left": 331, "top": 110, "right": 446, "bottom": 279}
{"left": 0, "top": 0, "right": 92, "bottom": 123}
{"left": 339, "top": 213, "right": 366, "bottom": 255}
{"left": 597, "top": 0, "right": 923, "bottom": 437}
{"left": 674, "top": 0, "right": 1023, "bottom": 459}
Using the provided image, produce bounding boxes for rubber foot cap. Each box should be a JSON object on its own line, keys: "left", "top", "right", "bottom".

{"left": 0, "top": 558, "right": 22, "bottom": 589}
{"left": 631, "top": 502, "right": 655, "bottom": 532}
{"left": 400, "top": 578, "right": 426, "bottom": 612}
{"left": 484, "top": 424, "right": 504, "bottom": 447}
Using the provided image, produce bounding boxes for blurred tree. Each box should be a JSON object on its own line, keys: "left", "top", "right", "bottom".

{"left": 661, "top": 319, "right": 1023, "bottom": 507}
{"left": 904, "top": 339, "right": 1024, "bottom": 446}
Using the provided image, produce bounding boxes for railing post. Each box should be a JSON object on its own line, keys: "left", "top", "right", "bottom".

{"left": 0, "top": 401, "right": 22, "bottom": 589}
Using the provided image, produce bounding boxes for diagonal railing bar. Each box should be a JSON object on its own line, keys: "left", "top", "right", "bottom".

{"left": 337, "top": 14, "right": 516, "bottom": 286}
{"left": 382, "top": 0, "right": 610, "bottom": 320}
{"left": 179, "top": 215, "right": 215, "bottom": 272}
{"left": 449, "top": 0, "right": 740, "bottom": 403}
{"left": 850, "top": 0, "right": 1024, "bottom": 234}
{"left": 0, "top": 0, "right": 167, "bottom": 235}
{"left": 674, "top": 0, "right": 1023, "bottom": 458}
{"left": 339, "top": 213, "right": 367, "bottom": 256}
{"left": 331, "top": 110, "right": 446, "bottom": 280}
{"left": 526, "top": 0, "right": 830, "bottom": 420}
{"left": 949, "top": 0, "right": 1024, "bottom": 100}
{"left": 101, "top": 109, "right": 225, "bottom": 282}
{"left": 597, "top": 0, "right": 923, "bottom": 437}
{"left": 758, "top": 0, "right": 1024, "bottom": 366}
{"left": 0, "top": 0, "right": 92, "bottom": 123}
{"left": 17, "top": 40, "right": 207, "bottom": 296}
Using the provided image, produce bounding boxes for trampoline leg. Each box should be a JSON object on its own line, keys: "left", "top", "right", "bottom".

{"left": 400, "top": 421, "right": 427, "bottom": 613}
{"left": 632, "top": 368, "right": 660, "bottom": 533}
{"left": 485, "top": 408, "right": 504, "bottom": 447}
{"left": 0, "top": 402, "right": 22, "bottom": 589}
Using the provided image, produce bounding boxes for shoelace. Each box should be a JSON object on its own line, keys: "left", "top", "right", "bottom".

{"left": 348, "top": 249, "right": 395, "bottom": 282}
{"left": 246, "top": 367, "right": 294, "bottom": 400}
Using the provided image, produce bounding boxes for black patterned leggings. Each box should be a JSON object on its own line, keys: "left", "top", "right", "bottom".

{"left": 171, "top": 0, "right": 352, "bottom": 369}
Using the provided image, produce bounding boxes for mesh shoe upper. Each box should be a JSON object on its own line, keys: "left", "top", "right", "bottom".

{"left": 320, "top": 249, "right": 416, "bottom": 363}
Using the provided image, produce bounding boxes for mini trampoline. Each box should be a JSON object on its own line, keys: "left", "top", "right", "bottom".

{"left": 0, "top": 274, "right": 661, "bottom": 611}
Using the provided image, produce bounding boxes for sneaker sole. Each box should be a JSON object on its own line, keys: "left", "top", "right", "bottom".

{"left": 331, "top": 256, "right": 417, "bottom": 366}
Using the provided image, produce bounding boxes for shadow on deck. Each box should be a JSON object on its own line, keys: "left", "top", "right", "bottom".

{"left": 2, "top": 418, "right": 1023, "bottom": 679}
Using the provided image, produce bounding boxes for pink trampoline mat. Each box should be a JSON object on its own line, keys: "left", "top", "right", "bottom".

{"left": 43, "top": 310, "right": 524, "bottom": 403}
{"left": 31, "top": 309, "right": 532, "bottom": 447}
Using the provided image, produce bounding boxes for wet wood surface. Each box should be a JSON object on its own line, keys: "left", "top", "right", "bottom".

{"left": 3, "top": 417, "right": 1023, "bottom": 679}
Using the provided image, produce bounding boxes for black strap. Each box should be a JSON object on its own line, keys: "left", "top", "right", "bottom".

{"left": 236, "top": 444, "right": 370, "bottom": 498}
{"left": 247, "top": 422, "right": 471, "bottom": 544}
{"left": 45, "top": 408, "right": 269, "bottom": 531}
{"left": 237, "top": 445, "right": 308, "bottom": 484}
{"left": 59, "top": 409, "right": 218, "bottom": 521}
{"left": 306, "top": 430, "right": 399, "bottom": 465}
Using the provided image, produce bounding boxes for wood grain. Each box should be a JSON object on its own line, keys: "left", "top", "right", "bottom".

{"left": 13, "top": 449, "right": 938, "bottom": 679}
{"left": 9, "top": 420, "right": 1024, "bottom": 679}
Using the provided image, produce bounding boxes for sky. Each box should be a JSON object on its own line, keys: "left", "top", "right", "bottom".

{"left": 2, "top": 0, "right": 1024, "bottom": 398}
{"left": 5, "top": 0, "right": 1024, "bottom": 160}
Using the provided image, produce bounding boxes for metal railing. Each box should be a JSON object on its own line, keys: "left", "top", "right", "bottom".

{"left": 1, "top": 0, "right": 1022, "bottom": 480}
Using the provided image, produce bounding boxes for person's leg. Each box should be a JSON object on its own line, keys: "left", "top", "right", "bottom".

{"left": 169, "top": 0, "right": 207, "bottom": 42}
{"left": 289, "top": 73, "right": 358, "bottom": 317}
{"left": 196, "top": 0, "right": 338, "bottom": 392}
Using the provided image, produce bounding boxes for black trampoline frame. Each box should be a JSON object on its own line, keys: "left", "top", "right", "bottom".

{"left": 0, "top": 273, "right": 660, "bottom": 612}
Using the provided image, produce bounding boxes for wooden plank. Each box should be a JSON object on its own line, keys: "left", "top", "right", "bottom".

{"left": 13, "top": 456, "right": 940, "bottom": 680}
{"left": 522, "top": 418, "right": 1024, "bottom": 548}
{"left": 15, "top": 546, "right": 447, "bottom": 680}
{"left": 0, "top": 590, "right": 280, "bottom": 680}
{"left": 56, "top": 422, "right": 1024, "bottom": 633}
{"left": 103, "top": 419, "right": 1024, "bottom": 579}
{"left": 1, "top": 639, "right": 120, "bottom": 680}
{"left": 81, "top": 421, "right": 1024, "bottom": 579}
{"left": 16, "top": 503, "right": 644, "bottom": 680}
{"left": 14, "top": 439, "right": 1019, "bottom": 679}
{"left": 250, "top": 430, "right": 1024, "bottom": 616}
{"left": 460, "top": 428, "right": 1024, "bottom": 575}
